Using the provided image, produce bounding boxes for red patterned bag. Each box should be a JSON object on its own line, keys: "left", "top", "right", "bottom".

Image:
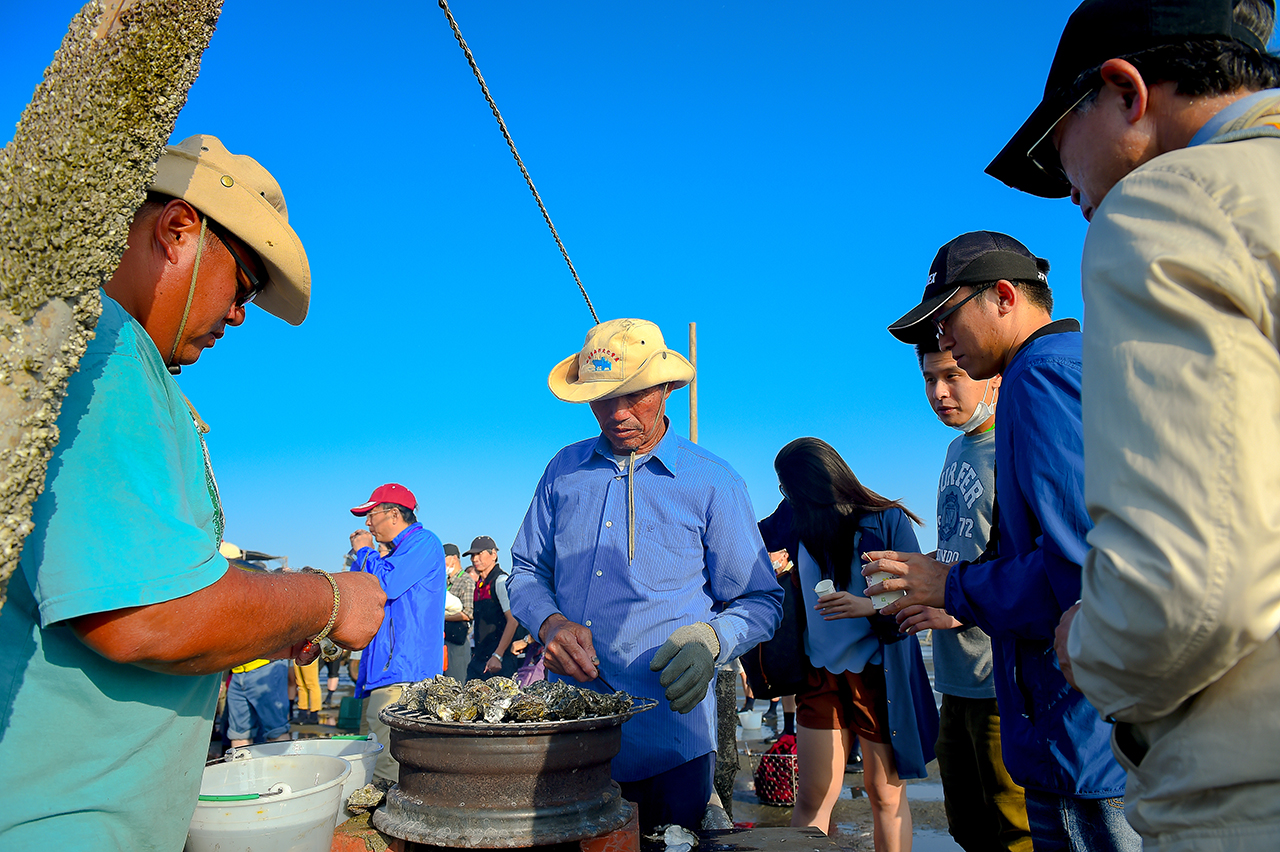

{"left": 752, "top": 733, "right": 798, "bottom": 806}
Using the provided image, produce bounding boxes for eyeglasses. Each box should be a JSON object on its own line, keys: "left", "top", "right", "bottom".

{"left": 206, "top": 220, "right": 266, "bottom": 307}
{"left": 934, "top": 282, "right": 996, "bottom": 339}
{"left": 1027, "top": 85, "right": 1098, "bottom": 185}
{"left": 366, "top": 508, "right": 397, "bottom": 519}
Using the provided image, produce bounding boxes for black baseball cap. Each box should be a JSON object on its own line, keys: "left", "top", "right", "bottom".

{"left": 888, "top": 231, "right": 1050, "bottom": 344}
{"left": 443, "top": 543, "right": 461, "bottom": 558}
{"left": 986, "top": 0, "right": 1271, "bottom": 197}
{"left": 463, "top": 535, "right": 498, "bottom": 556}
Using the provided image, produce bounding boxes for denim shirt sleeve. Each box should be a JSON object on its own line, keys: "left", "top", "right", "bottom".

{"left": 704, "top": 475, "right": 785, "bottom": 663}
{"left": 508, "top": 459, "right": 564, "bottom": 640}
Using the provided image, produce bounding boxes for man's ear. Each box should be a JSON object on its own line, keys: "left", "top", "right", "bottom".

{"left": 993, "top": 279, "right": 1019, "bottom": 316}
{"left": 154, "top": 198, "right": 202, "bottom": 264}
{"left": 1099, "top": 57, "right": 1149, "bottom": 125}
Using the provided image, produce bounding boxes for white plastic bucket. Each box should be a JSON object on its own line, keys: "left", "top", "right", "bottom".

{"left": 186, "top": 754, "right": 350, "bottom": 852}
{"left": 738, "top": 710, "right": 763, "bottom": 729}
{"left": 225, "top": 734, "right": 383, "bottom": 825}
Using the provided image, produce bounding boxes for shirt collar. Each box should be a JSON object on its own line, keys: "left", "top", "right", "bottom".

{"left": 592, "top": 418, "right": 682, "bottom": 476}
{"left": 1008, "top": 318, "right": 1081, "bottom": 369}
{"left": 391, "top": 522, "right": 422, "bottom": 549}
{"left": 1189, "top": 88, "right": 1280, "bottom": 147}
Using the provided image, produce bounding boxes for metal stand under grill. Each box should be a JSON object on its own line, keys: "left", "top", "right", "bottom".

{"left": 374, "top": 700, "right": 655, "bottom": 848}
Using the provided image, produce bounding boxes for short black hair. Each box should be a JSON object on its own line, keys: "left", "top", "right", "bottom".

{"left": 915, "top": 336, "right": 941, "bottom": 368}
{"left": 378, "top": 502, "right": 416, "bottom": 525}
{"left": 1013, "top": 278, "right": 1054, "bottom": 316}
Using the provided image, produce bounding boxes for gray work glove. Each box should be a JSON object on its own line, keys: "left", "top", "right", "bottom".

{"left": 649, "top": 622, "right": 721, "bottom": 714}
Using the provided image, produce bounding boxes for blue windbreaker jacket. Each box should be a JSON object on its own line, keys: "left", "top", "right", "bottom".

{"left": 350, "top": 522, "right": 446, "bottom": 697}
{"left": 945, "top": 323, "right": 1127, "bottom": 798}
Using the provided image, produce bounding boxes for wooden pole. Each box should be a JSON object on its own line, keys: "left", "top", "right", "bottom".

{"left": 689, "top": 322, "right": 698, "bottom": 444}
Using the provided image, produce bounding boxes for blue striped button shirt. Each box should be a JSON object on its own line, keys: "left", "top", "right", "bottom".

{"left": 508, "top": 427, "right": 784, "bottom": 782}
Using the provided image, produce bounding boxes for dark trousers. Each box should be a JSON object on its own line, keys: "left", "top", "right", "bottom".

{"left": 619, "top": 752, "right": 714, "bottom": 835}
{"left": 936, "top": 694, "right": 1032, "bottom": 852}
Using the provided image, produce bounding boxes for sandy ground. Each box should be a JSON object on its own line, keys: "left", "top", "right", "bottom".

{"left": 727, "top": 723, "right": 959, "bottom": 851}
{"left": 725, "top": 703, "right": 961, "bottom": 852}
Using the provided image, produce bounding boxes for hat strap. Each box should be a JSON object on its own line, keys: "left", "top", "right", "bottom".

{"left": 167, "top": 216, "right": 209, "bottom": 375}
{"left": 628, "top": 451, "right": 636, "bottom": 564}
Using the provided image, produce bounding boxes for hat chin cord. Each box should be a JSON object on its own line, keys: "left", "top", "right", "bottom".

{"left": 166, "top": 217, "right": 209, "bottom": 376}
{"left": 625, "top": 384, "right": 670, "bottom": 565}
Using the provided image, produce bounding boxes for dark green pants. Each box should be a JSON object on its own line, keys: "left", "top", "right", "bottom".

{"left": 936, "top": 694, "right": 1032, "bottom": 852}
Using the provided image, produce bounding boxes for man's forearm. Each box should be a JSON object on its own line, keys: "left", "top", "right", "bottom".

{"left": 494, "top": 613, "right": 519, "bottom": 657}
{"left": 71, "top": 567, "right": 346, "bottom": 675}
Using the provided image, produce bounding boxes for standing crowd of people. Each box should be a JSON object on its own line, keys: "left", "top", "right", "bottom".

{"left": 2, "top": 1, "right": 1279, "bottom": 851}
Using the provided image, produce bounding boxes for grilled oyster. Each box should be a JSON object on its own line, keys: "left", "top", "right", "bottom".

{"left": 546, "top": 682, "right": 590, "bottom": 720}
{"left": 397, "top": 680, "right": 428, "bottom": 711}
{"left": 506, "top": 692, "right": 550, "bottom": 722}
{"left": 443, "top": 693, "right": 482, "bottom": 722}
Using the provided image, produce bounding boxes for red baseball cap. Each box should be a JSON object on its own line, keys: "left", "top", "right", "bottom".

{"left": 351, "top": 483, "right": 417, "bottom": 516}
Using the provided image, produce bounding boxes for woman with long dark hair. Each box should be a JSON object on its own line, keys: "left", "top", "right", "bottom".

{"left": 760, "top": 437, "right": 938, "bottom": 851}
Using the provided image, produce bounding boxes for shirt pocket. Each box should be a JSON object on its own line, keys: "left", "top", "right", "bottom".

{"left": 630, "top": 521, "right": 703, "bottom": 592}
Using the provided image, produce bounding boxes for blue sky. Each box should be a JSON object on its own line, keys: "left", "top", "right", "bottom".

{"left": 0, "top": 2, "right": 1239, "bottom": 570}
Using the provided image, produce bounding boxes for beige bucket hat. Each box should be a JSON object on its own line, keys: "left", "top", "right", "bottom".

{"left": 548, "top": 318, "right": 695, "bottom": 403}
{"left": 150, "top": 135, "right": 310, "bottom": 325}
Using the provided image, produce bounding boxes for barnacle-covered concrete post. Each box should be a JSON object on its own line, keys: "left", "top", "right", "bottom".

{"left": 0, "top": 0, "right": 222, "bottom": 612}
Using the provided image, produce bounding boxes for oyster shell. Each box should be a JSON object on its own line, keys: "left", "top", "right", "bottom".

{"left": 506, "top": 693, "right": 550, "bottom": 722}
{"left": 397, "top": 680, "right": 428, "bottom": 711}
{"left": 345, "top": 782, "right": 386, "bottom": 813}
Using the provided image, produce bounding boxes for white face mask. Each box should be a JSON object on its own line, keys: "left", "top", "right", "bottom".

{"left": 946, "top": 379, "right": 996, "bottom": 433}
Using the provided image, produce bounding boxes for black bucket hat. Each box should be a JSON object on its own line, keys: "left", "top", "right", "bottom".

{"left": 986, "top": 0, "right": 1271, "bottom": 198}
{"left": 888, "top": 231, "right": 1050, "bottom": 344}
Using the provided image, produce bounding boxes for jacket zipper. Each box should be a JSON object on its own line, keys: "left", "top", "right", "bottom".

{"left": 384, "top": 614, "right": 395, "bottom": 672}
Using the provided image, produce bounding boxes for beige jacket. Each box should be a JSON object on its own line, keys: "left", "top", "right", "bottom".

{"left": 1072, "top": 93, "right": 1280, "bottom": 851}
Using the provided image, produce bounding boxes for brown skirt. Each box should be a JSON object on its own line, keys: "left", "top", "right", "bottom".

{"left": 795, "top": 664, "right": 890, "bottom": 743}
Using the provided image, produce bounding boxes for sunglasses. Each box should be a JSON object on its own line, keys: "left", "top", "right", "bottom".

{"left": 1026, "top": 84, "right": 1099, "bottom": 185}
{"left": 206, "top": 220, "right": 266, "bottom": 307}
{"left": 934, "top": 282, "right": 997, "bottom": 339}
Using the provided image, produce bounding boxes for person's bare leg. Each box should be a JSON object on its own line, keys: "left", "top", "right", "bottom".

{"left": 859, "top": 736, "right": 911, "bottom": 852}
{"left": 791, "top": 724, "right": 852, "bottom": 833}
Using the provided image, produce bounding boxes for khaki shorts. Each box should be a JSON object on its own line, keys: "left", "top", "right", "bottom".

{"left": 795, "top": 664, "right": 889, "bottom": 743}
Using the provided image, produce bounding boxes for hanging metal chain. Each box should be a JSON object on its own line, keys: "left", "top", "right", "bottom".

{"left": 438, "top": 0, "right": 599, "bottom": 325}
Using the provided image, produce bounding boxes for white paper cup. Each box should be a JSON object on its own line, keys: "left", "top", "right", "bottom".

{"left": 814, "top": 579, "right": 835, "bottom": 597}
{"left": 866, "top": 571, "right": 906, "bottom": 610}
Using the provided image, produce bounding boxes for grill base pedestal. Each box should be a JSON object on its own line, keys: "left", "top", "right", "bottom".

{"left": 375, "top": 786, "right": 630, "bottom": 848}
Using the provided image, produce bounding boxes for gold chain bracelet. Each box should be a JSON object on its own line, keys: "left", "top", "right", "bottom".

{"left": 303, "top": 568, "right": 341, "bottom": 642}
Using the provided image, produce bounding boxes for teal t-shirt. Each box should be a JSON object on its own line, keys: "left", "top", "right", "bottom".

{"left": 0, "top": 294, "right": 228, "bottom": 849}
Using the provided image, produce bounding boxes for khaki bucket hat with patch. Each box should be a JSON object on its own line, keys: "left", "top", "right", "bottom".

{"left": 150, "top": 135, "right": 310, "bottom": 325}
{"left": 548, "top": 318, "right": 695, "bottom": 403}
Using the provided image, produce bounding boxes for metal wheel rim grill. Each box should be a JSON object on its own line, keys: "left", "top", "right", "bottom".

{"left": 374, "top": 701, "right": 655, "bottom": 847}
